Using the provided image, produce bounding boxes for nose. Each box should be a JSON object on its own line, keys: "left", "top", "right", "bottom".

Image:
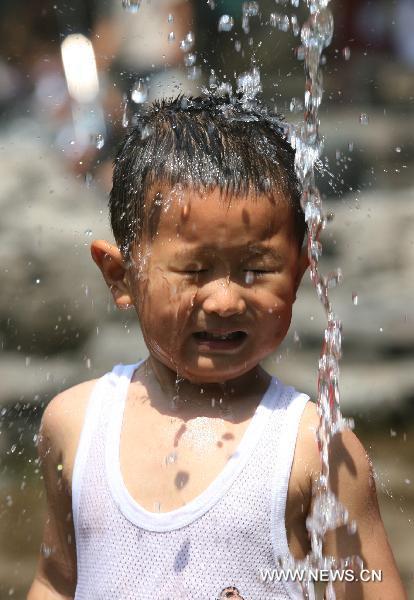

{"left": 201, "top": 277, "right": 247, "bottom": 317}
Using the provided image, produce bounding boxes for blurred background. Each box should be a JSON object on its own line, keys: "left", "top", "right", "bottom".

{"left": 0, "top": 0, "right": 413, "bottom": 597}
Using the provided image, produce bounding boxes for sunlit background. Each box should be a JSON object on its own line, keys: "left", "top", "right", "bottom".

{"left": 0, "top": 0, "right": 413, "bottom": 597}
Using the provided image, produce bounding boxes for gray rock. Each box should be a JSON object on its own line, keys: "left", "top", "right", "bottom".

{"left": 0, "top": 121, "right": 113, "bottom": 356}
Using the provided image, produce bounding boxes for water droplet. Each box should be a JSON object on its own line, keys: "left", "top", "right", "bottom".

{"left": 131, "top": 79, "right": 148, "bottom": 104}
{"left": 207, "top": 0, "right": 215, "bottom": 8}
{"left": 218, "top": 14, "right": 234, "bottom": 32}
{"left": 91, "top": 133, "right": 104, "bottom": 150}
{"left": 293, "top": 331, "right": 300, "bottom": 343}
{"left": 291, "top": 14, "right": 300, "bottom": 36}
{"left": 122, "top": 0, "right": 140, "bottom": 12}
{"left": 40, "top": 543, "right": 53, "bottom": 558}
{"left": 25, "top": 356, "right": 31, "bottom": 367}
{"left": 348, "top": 141, "right": 354, "bottom": 152}
{"left": 296, "top": 46, "right": 305, "bottom": 60}
{"left": 235, "top": 40, "right": 242, "bottom": 52}
{"left": 301, "top": 8, "right": 333, "bottom": 49}
{"left": 270, "top": 13, "right": 290, "bottom": 32}
{"left": 165, "top": 452, "right": 177, "bottom": 465}
{"left": 179, "top": 31, "right": 194, "bottom": 52}
{"left": 5, "top": 495, "right": 13, "bottom": 507}
{"left": 359, "top": 113, "right": 369, "bottom": 125}
{"left": 352, "top": 292, "right": 358, "bottom": 306}
{"left": 395, "top": 146, "right": 402, "bottom": 153}
{"left": 236, "top": 67, "right": 262, "bottom": 101}
{"left": 242, "top": 1, "right": 259, "bottom": 34}
{"left": 290, "top": 97, "right": 303, "bottom": 113}
{"left": 379, "top": 327, "right": 383, "bottom": 333}
{"left": 168, "top": 31, "right": 175, "bottom": 43}
{"left": 245, "top": 271, "right": 254, "bottom": 285}
{"left": 242, "top": 2, "right": 259, "bottom": 17}
{"left": 140, "top": 124, "right": 153, "bottom": 140}
{"left": 84, "top": 229, "right": 92, "bottom": 237}
{"left": 187, "top": 65, "right": 201, "bottom": 80}
{"left": 347, "top": 520, "right": 357, "bottom": 534}
{"left": 342, "top": 46, "right": 351, "bottom": 60}
{"left": 122, "top": 96, "right": 129, "bottom": 127}
{"left": 404, "top": 479, "right": 411, "bottom": 485}
{"left": 154, "top": 501, "right": 161, "bottom": 512}
{"left": 85, "top": 172, "right": 93, "bottom": 187}
{"left": 390, "top": 429, "right": 396, "bottom": 437}
{"left": 57, "top": 463, "right": 63, "bottom": 472}
{"left": 167, "top": 13, "right": 174, "bottom": 23}
{"left": 34, "top": 278, "right": 41, "bottom": 285}
{"left": 184, "top": 52, "right": 197, "bottom": 67}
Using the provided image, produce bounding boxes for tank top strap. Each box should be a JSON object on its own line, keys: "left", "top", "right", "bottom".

{"left": 269, "top": 382, "right": 311, "bottom": 561}
{"left": 72, "top": 361, "right": 144, "bottom": 533}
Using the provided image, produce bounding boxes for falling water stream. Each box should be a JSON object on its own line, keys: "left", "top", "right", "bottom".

{"left": 282, "top": 1, "right": 359, "bottom": 598}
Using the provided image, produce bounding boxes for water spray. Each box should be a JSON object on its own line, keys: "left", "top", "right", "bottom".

{"left": 282, "top": 1, "right": 359, "bottom": 598}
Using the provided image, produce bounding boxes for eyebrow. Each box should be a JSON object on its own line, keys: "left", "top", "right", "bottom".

{"left": 244, "top": 245, "right": 284, "bottom": 261}
{"left": 173, "top": 245, "right": 284, "bottom": 261}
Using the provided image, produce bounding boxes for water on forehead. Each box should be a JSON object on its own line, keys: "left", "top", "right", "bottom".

{"left": 155, "top": 188, "right": 294, "bottom": 249}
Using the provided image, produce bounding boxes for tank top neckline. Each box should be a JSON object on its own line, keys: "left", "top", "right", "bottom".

{"left": 105, "top": 361, "right": 282, "bottom": 532}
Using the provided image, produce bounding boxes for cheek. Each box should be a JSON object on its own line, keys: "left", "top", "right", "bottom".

{"left": 253, "top": 287, "right": 293, "bottom": 339}
{"left": 253, "top": 280, "right": 293, "bottom": 313}
{"left": 139, "top": 273, "right": 196, "bottom": 338}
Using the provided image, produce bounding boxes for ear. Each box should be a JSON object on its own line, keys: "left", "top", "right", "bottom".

{"left": 90, "top": 240, "right": 133, "bottom": 309}
{"left": 294, "top": 245, "right": 309, "bottom": 299}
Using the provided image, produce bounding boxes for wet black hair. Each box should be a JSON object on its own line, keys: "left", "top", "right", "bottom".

{"left": 109, "top": 93, "right": 306, "bottom": 256}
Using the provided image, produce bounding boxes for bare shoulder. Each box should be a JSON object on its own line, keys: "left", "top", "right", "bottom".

{"left": 291, "top": 400, "right": 321, "bottom": 489}
{"left": 291, "top": 400, "right": 377, "bottom": 492}
{"left": 28, "top": 380, "right": 98, "bottom": 599}
{"left": 292, "top": 399, "right": 385, "bottom": 518}
{"left": 39, "top": 378, "right": 99, "bottom": 485}
{"left": 291, "top": 401, "right": 406, "bottom": 598}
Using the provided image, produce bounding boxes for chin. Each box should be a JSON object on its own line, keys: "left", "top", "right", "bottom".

{"left": 179, "top": 359, "right": 255, "bottom": 385}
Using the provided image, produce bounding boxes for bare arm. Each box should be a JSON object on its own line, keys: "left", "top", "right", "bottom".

{"left": 27, "top": 394, "right": 80, "bottom": 599}
{"left": 321, "top": 427, "right": 407, "bottom": 599}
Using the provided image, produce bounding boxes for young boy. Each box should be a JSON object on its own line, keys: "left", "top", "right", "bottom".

{"left": 28, "top": 95, "right": 406, "bottom": 599}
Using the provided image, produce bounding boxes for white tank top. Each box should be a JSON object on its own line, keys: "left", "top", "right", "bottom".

{"left": 72, "top": 361, "right": 314, "bottom": 600}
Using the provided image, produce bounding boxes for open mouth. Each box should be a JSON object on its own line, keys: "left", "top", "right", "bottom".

{"left": 193, "top": 331, "right": 246, "bottom": 341}
{"left": 192, "top": 330, "right": 247, "bottom": 351}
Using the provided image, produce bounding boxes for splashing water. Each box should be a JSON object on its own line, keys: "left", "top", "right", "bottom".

{"left": 122, "top": 0, "right": 141, "bottom": 13}
{"left": 91, "top": 133, "right": 104, "bottom": 150}
{"left": 242, "top": 1, "right": 260, "bottom": 34}
{"left": 179, "top": 31, "right": 195, "bottom": 53}
{"left": 218, "top": 15, "right": 235, "bottom": 33}
{"left": 236, "top": 67, "right": 262, "bottom": 103}
{"left": 131, "top": 79, "right": 148, "bottom": 104}
{"left": 282, "top": 1, "right": 358, "bottom": 597}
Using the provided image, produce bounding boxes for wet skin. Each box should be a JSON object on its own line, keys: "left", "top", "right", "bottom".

{"left": 95, "top": 185, "right": 308, "bottom": 403}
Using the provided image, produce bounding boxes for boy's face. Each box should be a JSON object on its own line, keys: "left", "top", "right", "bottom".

{"left": 96, "top": 186, "right": 308, "bottom": 384}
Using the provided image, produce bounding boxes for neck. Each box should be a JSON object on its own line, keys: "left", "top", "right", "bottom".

{"left": 137, "top": 355, "right": 271, "bottom": 419}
